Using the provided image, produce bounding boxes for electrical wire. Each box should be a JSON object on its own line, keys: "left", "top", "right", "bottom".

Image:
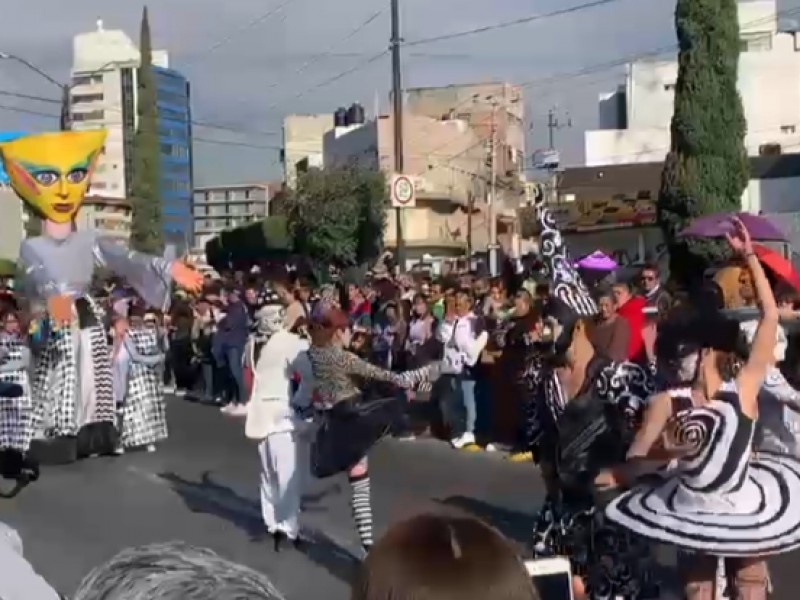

{"left": 517, "top": 5, "right": 800, "bottom": 90}
{"left": 268, "top": 9, "right": 386, "bottom": 90}
{"left": 190, "top": 0, "right": 300, "bottom": 60}
{"left": 402, "top": 0, "right": 628, "bottom": 48}
{"left": 0, "top": 102, "right": 283, "bottom": 151}
{"left": 0, "top": 89, "right": 281, "bottom": 138}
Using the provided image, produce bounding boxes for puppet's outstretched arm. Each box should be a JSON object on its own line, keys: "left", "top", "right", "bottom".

{"left": 92, "top": 237, "right": 173, "bottom": 311}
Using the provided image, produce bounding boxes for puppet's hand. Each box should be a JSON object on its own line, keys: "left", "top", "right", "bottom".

{"left": 170, "top": 262, "right": 203, "bottom": 293}
{"left": 47, "top": 295, "right": 74, "bottom": 329}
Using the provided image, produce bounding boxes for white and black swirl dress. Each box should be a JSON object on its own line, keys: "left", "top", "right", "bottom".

{"left": 606, "top": 385, "right": 800, "bottom": 557}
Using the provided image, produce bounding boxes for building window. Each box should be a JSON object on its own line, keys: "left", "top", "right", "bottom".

{"left": 72, "top": 74, "right": 103, "bottom": 86}
{"left": 72, "top": 110, "right": 105, "bottom": 122}
{"left": 740, "top": 32, "right": 772, "bottom": 52}
{"left": 781, "top": 125, "right": 796, "bottom": 134}
{"left": 72, "top": 93, "right": 104, "bottom": 104}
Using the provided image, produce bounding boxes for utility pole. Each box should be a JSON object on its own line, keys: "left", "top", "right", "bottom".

{"left": 545, "top": 107, "right": 571, "bottom": 203}
{"left": 390, "top": 0, "right": 405, "bottom": 272}
{"left": 488, "top": 98, "right": 499, "bottom": 277}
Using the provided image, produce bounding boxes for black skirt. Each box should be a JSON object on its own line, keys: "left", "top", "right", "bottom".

{"left": 311, "top": 395, "right": 403, "bottom": 479}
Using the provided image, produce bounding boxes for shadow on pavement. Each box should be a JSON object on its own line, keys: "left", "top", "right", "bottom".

{"left": 299, "top": 528, "right": 361, "bottom": 585}
{"left": 436, "top": 495, "right": 532, "bottom": 548}
{"left": 159, "top": 471, "right": 266, "bottom": 539}
{"left": 159, "top": 471, "right": 360, "bottom": 584}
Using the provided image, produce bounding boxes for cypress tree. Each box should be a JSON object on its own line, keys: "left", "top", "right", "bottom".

{"left": 129, "top": 6, "right": 164, "bottom": 253}
{"left": 657, "top": 0, "right": 749, "bottom": 286}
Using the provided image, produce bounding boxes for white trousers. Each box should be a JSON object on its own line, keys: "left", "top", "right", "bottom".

{"left": 258, "top": 431, "right": 308, "bottom": 539}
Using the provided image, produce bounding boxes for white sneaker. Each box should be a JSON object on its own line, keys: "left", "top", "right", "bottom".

{"left": 220, "top": 404, "right": 233, "bottom": 414}
{"left": 451, "top": 432, "right": 476, "bottom": 449}
{"left": 146, "top": 444, "right": 156, "bottom": 453}
{"left": 229, "top": 404, "right": 248, "bottom": 417}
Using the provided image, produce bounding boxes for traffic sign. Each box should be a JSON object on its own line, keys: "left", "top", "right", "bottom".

{"left": 390, "top": 174, "right": 416, "bottom": 208}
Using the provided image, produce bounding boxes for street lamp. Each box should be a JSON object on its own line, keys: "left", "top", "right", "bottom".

{"left": 0, "top": 51, "right": 70, "bottom": 130}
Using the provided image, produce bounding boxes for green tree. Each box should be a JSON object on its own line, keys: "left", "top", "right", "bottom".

{"left": 129, "top": 6, "right": 163, "bottom": 254}
{"left": 285, "top": 167, "right": 388, "bottom": 266}
{"left": 657, "top": 0, "right": 749, "bottom": 285}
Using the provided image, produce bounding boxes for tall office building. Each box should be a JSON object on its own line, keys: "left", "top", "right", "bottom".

{"left": 70, "top": 20, "right": 194, "bottom": 249}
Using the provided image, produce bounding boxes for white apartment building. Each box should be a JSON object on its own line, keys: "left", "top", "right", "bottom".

{"left": 0, "top": 187, "right": 25, "bottom": 261}
{"left": 74, "top": 196, "right": 132, "bottom": 242}
{"left": 585, "top": 0, "right": 800, "bottom": 166}
{"left": 192, "top": 183, "right": 277, "bottom": 251}
{"left": 70, "top": 20, "right": 169, "bottom": 198}
{"left": 282, "top": 114, "right": 333, "bottom": 188}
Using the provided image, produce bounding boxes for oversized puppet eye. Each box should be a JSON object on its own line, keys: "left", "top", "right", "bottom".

{"left": 32, "top": 170, "right": 59, "bottom": 186}
{"left": 66, "top": 168, "right": 88, "bottom": 184}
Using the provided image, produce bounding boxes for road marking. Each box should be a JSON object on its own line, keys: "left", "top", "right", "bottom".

{"left": 125, "top": 466, "right": 360, "bottom": 556}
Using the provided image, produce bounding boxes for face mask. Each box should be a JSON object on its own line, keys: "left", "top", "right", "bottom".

{"left": 0, "top": 130, "right": 106, "bottom": 224}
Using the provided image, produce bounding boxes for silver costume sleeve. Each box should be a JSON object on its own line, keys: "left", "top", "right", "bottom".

{"left": 93, "top": 237, "right": 174, "bottom": 311}
{"left": 18, "top": 242, "right": 62, "bottom": 304}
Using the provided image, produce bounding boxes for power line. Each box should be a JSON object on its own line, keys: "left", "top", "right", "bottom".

{"left": 517, "top": 5, "right": 800, "bottom": 90}
{"left": 0, "top": 89, "right": 280, "bottom": 138}
{"left": 266, "top": 50, "right": 388, "bottom": 111}
{"left": 402, "top": 0, "right": 628, "bottom": 48}
{"left": 0, "top": 102, "right": 282, "bottom": 151}
{"left": 268, "top": 9, "right": 386, "bottom": 90}
{"left": 190, "top": 0, "right": 300, "bottom": 59}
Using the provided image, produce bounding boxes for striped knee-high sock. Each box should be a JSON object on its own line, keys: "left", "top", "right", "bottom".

{"left": 349, "top": 474, "right": 373, "bottom": 551}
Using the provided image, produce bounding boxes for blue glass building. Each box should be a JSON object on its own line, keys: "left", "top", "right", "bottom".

{"left": 153, "top": 66, "right": 193, "bottom": 250}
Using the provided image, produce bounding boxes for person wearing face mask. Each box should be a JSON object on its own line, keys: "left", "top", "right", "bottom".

{"left": 245, "top": 294, "right": 313, "bottom": 551}
{"left": 306, "top": 308, "right": 436, "bottom": 555}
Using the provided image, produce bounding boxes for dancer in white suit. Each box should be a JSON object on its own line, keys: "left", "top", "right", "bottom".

{"left": 245, "top": 297, "right": 313, "bottom": 551}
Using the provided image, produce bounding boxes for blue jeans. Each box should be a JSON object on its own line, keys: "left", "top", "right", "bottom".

{"left": 459, "top": 379, "right": 477, "bottom": 435}
{"left": 220, "top": 345, "right": 246, "bottom": 405}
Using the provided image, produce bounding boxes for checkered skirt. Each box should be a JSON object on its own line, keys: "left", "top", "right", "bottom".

{"left": 120, "top": 328, "right": 168, "bottom": 448}
{"left": 30, "top": 297, "right": 116, "bottom": 437}
{"left": 0, "top": 337, "right": 34, "bottom": 452}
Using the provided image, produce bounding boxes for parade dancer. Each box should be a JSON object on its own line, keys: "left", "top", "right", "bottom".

{"left": 602, "top": 219, "right": 800, "bottom": 600}
{"left": 524, "top": 194, "right": 658, "bottom": 599}
{"left": 0, "top": 310, "right": 37, "bottom": 481}
{"left": 111, "top": 309, "right": 168, "bottom": 453}
{"left": 245, "top": 294, "right": 312, "bottom": 551}
{"left": 307, "top": 308, "right": 434, "bottom": 555}
{"left": 0, "top": 130, "right": 202, "bottom": 464}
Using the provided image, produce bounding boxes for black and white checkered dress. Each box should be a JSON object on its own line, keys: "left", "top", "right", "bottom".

{"left": 30, "top": 297, "right": 115, "bottom": 438}
{"left": 0, "top": 336, "right": 34, "bottom": 452}
{"left": 120, "top": 327, "right": 168, "bottom": 448}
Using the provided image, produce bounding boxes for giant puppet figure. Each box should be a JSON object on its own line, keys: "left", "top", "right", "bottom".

{"left": 0, "top": 130, "right": 202, "bottom": 464}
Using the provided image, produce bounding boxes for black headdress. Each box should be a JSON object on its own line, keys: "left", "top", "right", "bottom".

{"left": 534, "top": 194, "right": 597, "bottom": 355}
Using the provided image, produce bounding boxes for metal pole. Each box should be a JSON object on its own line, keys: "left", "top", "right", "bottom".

{"left": 390, "top": 0, "right": 405, "bottom": 272}
{"left": 60, "top": 84, "right": 70, "bottom": 131}
{"left": 488, "top": 99, "right": 498, "bottom": 277}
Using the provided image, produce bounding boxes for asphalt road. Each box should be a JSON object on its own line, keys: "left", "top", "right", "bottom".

{"left": 0, "top": 397, "right": 797, "bottom": 599}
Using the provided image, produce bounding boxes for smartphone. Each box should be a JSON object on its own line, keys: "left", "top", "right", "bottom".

{"left": 525, "top": 557, "right": 574, "bottom": 600}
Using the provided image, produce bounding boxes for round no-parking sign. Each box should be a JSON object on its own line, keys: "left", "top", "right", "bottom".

{"left": 391, "top": 174, "right": 416, "bottom": 208}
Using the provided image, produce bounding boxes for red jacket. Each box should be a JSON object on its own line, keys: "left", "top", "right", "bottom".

{"left": 616, "top": 296, "right": 646, "bottom": 362}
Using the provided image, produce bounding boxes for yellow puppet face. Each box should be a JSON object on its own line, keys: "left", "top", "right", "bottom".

{"left": 0, "top": 130, "right": 106, "bottom": 224}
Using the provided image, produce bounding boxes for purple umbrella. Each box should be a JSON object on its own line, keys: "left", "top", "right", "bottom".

{"left": 576, "top": 251, "right": 617, "bottom": 271}
{"left": 680, "top": 212, "right": 787, "bottom": 241}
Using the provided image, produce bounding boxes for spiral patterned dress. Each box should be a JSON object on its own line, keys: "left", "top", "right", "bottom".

{"left": 607, "top": 384, "right": 800, "bottom": 557}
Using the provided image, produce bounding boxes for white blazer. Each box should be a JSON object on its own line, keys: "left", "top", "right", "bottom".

{"left": 245, "top": 329, "right": 311, "bottom": 440}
